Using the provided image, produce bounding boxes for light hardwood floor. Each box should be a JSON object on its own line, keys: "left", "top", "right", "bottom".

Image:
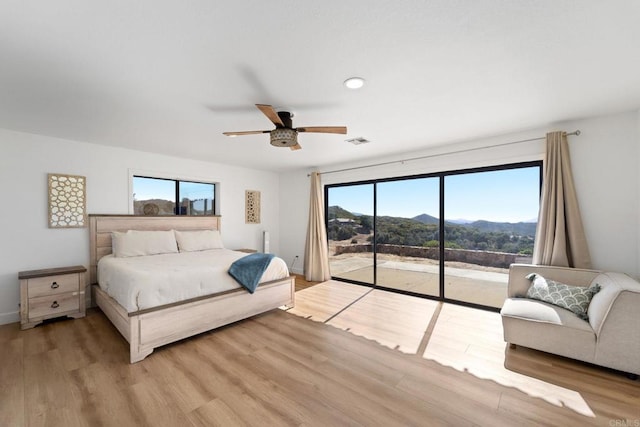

{"left": 1, "top": 280, "right": 638, "bottom": 426}
{"left": 292, "top": 274, "right": 319, "bottom": 292}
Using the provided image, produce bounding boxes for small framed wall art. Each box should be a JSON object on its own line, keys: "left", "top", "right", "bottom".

{"left": 48, "top": 173, "right": 87, "bottom": 228}
{"left": 245, "top": 190, "right": 261, "bottom": 224}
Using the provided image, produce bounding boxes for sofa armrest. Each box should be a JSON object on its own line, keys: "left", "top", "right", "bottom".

{"left": 594, "top": 285, "right": 640, "bottom": 375}
{"left": 507, "top": 264, "right": 601, "bottom": 298}
{"left": 589, "top": 272, "right": 640, "bottom": 334}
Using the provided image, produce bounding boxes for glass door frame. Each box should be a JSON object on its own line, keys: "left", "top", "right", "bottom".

{"left": 324, "top": 160, "right": 542, "bottom": 312}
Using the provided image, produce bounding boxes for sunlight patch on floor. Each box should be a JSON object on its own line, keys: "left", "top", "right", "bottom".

{"left": 326, "top": 289, "right": 437, "bottom": 354}
{"left": 422, "top": 303, "right": 595, "bottom": 418}
{"left": 290, "top": 280, "right": 599, "bottom": 419}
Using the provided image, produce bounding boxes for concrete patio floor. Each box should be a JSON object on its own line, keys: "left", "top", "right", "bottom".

{"left": 330, "top": 256, "right": 509, "bottom": 308}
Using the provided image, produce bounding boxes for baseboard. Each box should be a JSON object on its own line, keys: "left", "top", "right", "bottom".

{"left": 0, "top": 310, "right": 19, "bottom": 326}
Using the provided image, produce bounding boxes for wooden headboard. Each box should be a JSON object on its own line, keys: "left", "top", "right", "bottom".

{"left": 88, "top": 214, "right": 221, "bottom": 284}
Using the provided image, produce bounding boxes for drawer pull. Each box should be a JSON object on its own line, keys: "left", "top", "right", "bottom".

{"left": 51, "top": 282, "right": 59, "bottom": 289}
{"left": 51, "top": 301, "right": 59, "bottom": 308}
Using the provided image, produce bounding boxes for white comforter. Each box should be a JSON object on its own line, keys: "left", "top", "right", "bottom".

{"left": 98, "top": 249, "right": 289, "bottom": 312}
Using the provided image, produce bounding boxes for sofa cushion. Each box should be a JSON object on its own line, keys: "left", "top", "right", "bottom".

{"left": 525, "top": 273, "right": 600, "bottom": 320}
{"left": 501, "top": 298, "right": 597, "bottom": 363}
{"left": 501, "top": 298, "right": 594, "bottom": 332}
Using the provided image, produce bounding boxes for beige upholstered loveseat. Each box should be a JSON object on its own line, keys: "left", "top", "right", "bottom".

{"left": 501, "top": 264, "right": 640, "bottom": 377}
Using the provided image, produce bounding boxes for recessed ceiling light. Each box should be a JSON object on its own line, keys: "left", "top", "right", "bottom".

{"left": 344, "top": 77, "right": 365, "bottom": 89}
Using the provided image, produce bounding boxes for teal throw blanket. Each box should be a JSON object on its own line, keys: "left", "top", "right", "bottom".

{"left": 228, "top": 253, "right": 275, "bottom": 293}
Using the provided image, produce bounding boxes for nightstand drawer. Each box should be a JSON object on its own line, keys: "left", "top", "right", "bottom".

{"left": 28, "top": 273, "right": 80, "bottom": 297}
{"left": 28, "top": 292, "right": 80, "bottom": 319}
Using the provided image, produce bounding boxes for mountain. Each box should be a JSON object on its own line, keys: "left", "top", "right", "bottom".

{"left": 448, "top": 218, "right": 474, "bottom": 224}
{"left": 464, "top": 220, "right": 537, "bottom": 236}
{"left": 411, "top": 213, "right": 439, "bottom": 224}
{"left": 411, "top": 212, "right": 536, "bottom": 236}
{"left": 327, "top": 206, "right": 536, "bottom": 253}
{"left": 327, "top": 205, "right": 358, "bottom": 220}
{"left": 331, "top": 206, "right": 537, "bottom": 237}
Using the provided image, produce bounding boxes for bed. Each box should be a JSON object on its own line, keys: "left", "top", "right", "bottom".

{"left": 89, "top": 214, "right": 295, "bottom": 363}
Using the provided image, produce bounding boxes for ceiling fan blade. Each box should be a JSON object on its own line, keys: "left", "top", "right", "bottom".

{"left": 223, "top": 130, "right": 270, "bottom": 136}
{"left": 290, "top": 143, "right": 302, "bottom": 151}
{"left": 296, "top": 126, "right": 347, "bottom": 134}
{"left": 256, "top": 104, "right": 284, "bottom": 127}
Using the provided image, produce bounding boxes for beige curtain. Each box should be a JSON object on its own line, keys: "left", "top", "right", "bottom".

{"left": 532, "top": 131, "right": 591, "bottom": 268}
{"left": 304, "top": 172, "right": 331, "bottom": 281}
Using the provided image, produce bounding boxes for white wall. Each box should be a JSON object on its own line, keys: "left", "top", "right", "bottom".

{"left": 568, "top": 112, "right": 638, "bottom": 275}
{"left": 278, "top": 169, "right": 312, "bottom": 274}
{"left": 279, "top": 110, "right": 640, "bottom": 279}
{"left": 3, "top": 110, "right": 637, "bottom": 324}
{"left": 0, "top": 128, "right": 280, "bottom": 324}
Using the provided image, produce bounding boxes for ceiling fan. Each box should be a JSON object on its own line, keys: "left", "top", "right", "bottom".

{"left": 223, "top": 104, "right": 347, "bottom": 151}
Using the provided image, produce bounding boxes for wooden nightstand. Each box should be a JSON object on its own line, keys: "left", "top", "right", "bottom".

{"left": 19, "top": 265, "right": 87, "bottom": 330}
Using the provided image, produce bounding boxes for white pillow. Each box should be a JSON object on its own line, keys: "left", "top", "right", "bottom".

{"left": 174, "top": 229, "right": 224, "bottom": 252}
{"left": 112, "top": 230, "right": 179, "bottom": 257}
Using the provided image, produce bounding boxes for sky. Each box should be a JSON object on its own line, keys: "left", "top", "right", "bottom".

{"left": 133, "top": 168, "right": 540, "bottom": 223}
{"left": 133, "top": 177, "right": 214, "bottom": 202}
{"left": 327, "top": 166, "right": 540, "bottom": 223}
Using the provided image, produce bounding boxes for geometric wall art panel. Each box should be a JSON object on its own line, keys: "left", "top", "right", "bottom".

{"left": 48, "top": 173, "right": 87, "bottom": 228}
{"left": 245, "top": 190, "right": 261, "bottom": 224}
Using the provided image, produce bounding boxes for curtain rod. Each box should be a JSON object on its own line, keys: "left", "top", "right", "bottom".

{"left": 310, "top": 130, "right": 581, "bottom": 177}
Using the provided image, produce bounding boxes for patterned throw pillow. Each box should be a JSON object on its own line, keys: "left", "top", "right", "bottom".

{"left": 525, "top": 273, "right": 601, "bottom": 320}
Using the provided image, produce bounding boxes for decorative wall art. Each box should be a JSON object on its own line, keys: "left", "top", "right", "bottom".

{"left": 245, "top": 190, "right": 261, "bottom": 224}
{"left": 48, "top": 173, "right": 87, "bottom": 228}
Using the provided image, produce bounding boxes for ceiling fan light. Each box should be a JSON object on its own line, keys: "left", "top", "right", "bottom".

{"left": 270, "top": 128, "right": 298, "bottom": 147}
{"left": 344, "top": 77, "right": 365, "bottom": 89}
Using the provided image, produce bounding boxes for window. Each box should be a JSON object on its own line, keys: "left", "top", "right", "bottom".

{"left": 133, "top": 176, "right": 216, "bottom": 215}
{"left": 325, "top": 161, "right": 541, "bottom": 310}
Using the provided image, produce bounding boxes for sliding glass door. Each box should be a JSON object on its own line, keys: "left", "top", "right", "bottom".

{"left": 376, "top": 178, "right": 440, "bottom": 297}
{"left": 444, "top": 166, "right": 540, "bottom": 308}
{"left": 326, "top": 184, "right": 374, "bottom": 285}
{"left": 325, "top": 161, "right": 540, "bottom": 310}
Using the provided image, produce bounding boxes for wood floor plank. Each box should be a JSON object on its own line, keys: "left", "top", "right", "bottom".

{"left": 140, "top": 350, "right": 212, "bottom": 414}
{"left": 21, "top": 323, "right": 57, "bottom": 357}
{"left": 250, "top": 344, "right": 458, "bottom": 426}
{"left": 23, "top": 349, "right": 87, "bottom": 427}
{"left": 0, "top": 336, "right": 24, "bottom": 426}
{"left": 0, "top": 320, "right": 20, "bottom": 343}
{"left": 129, "top": 377, "right": 194, "bottom": 427}
{"left": 293, "top": 274, "right": 320, "bottom": 292}
{"left": 166, "top": 337, "right": 305, "bottom": 426}
{"left": 197, "top": 332, "right": 352, "bottom": 426}
{"left": 187, "top": 398, "right": 247, "bottom": 427}
{"left": 287, "top": 279, "right": 370, "bottom": 322}
{"left": 249, "top": 313, "right": 497, "bottom": 425}
{"left": 47, "top": 319, "right": 97, "bottom": 371}
{"left": 396, "top": 374, "right": 520, "bottom": 427}
{"left": 497, "top": 392, "right": 598, "bottom": 426}
{"left": 327, "top": 289, "right": 438, "bottom": 353}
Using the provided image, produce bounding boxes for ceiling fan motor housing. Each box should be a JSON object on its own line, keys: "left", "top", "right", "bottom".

{"left": 270, "top": 128, "right": 298, "bottom": 147}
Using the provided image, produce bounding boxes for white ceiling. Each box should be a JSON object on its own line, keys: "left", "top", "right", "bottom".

{"left": 2, "top": 1, "right": 640, "bottom": 172}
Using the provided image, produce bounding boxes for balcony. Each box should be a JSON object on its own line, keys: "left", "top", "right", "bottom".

{"left": 329, "top": 243, "right": 532, "bottom": 308}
